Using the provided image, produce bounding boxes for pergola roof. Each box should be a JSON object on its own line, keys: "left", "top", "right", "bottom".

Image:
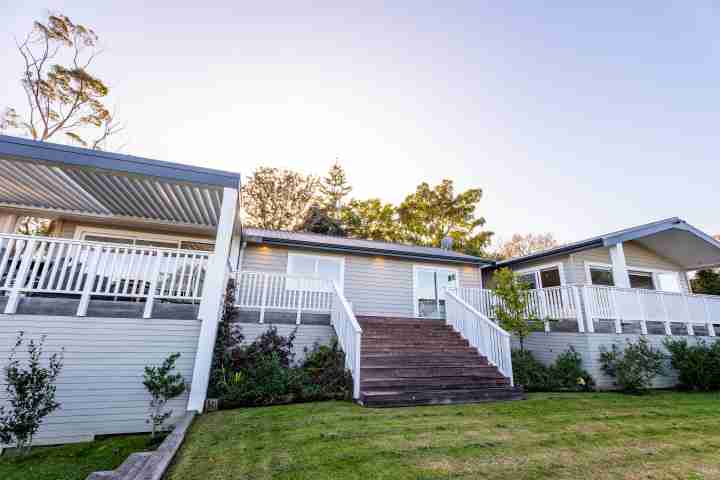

{"left": 0, "top": 135, "right": 241, "bottom": 229}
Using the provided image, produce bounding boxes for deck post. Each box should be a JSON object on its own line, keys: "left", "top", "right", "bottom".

{"left": 4, "top": 238, "right": 36, "bottom": 314}
{"left": 142, "top": 252, "right": 163, "bottom": 319}
{"left": 580, "top": 286, "right": 595, "bottom": 333}
{"left": 187, "top": 187, "right": 239, "bottom": 413}
{"left": 77, "top": 247, "right": 100, "bottom": 316}
{"left": 572, "top": 286, "right": 585, "bottom": 333}
{"left": 609, "top": 242, "right": 630, "bottom": 289}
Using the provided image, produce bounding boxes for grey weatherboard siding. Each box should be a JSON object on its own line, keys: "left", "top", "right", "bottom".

{"left": 0, "top": 315, "right": 200, "bottom": 445}
{"left": 242, "top": 244, "right": 483, "bottom": 318}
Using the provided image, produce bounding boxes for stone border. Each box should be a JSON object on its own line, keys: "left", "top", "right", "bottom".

{"left": 86, "top": 412, "right": 196, "bottom": 480}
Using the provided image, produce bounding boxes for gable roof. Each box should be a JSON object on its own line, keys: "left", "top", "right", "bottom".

{"left": 496, "top": 217, "right": 720, "bottom": 269}
{"left": 242, "top": 228, "right": 493, "bottom": 265}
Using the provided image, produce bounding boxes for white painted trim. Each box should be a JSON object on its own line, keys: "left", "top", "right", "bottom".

{"left": 286, "top": 252, "right": 345, "bottom": 292}
{"left": 584, "top": 261, "right": 684, "bottom": 292}
{"left": 514, "top": 262, "right": 565, "bottom": 287}
{"left": 609, "top": 243, "right": 630, "bottom": 288}
{"left": 74, "top": 225, "right": 214, "bottom": 250}
{"left": 412, "top": 264, "right": 460, "bottom": 317}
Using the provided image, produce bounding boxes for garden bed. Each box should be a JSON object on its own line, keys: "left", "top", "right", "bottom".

{"left": 167, "top": 392, "right": 720, "bottom": 480}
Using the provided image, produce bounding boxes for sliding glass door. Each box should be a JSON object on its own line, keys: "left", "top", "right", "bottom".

{"left": 414, "top": 267, "right": 458, "bottom": 318}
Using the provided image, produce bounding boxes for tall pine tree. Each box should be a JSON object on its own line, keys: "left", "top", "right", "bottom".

{"left": 319, "top": 161, "right": 352, "bottom": 220}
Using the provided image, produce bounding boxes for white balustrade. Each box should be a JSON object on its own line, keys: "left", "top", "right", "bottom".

{"left": 234, "top": 271, "right": 332, "bottom": 323}
{"left": 0, "top": 233, "right": 209, "bottom": 316}
{"left": 329, "top": 281, "right": 362, "bottom": 399}
{"left": 582, "top": 285, "right": 719, "bottom": 336}
{"left": 445, "top": 290, "right": 513, "bottom": 385}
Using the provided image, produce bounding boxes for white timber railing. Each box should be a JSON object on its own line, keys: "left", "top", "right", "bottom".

{"left": 0, "top": 233, "right": 209, "bottom": 317}
{"left": 234, "top": 271, "right": 333, "bottom": 323}
{"left": 445, "top": 289, "right": 513, "bottom": 385}
{"left": 329, "top": 280, "right": 362, "bottom": 399}
{"left": 582, "top": 285, "right": 719, "bottom": 336}
{"left": 457, "top": 285, "right": 584, "bottom": 332}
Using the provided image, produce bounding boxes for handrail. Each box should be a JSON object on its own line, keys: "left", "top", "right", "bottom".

{"left": 0, "top": 233, "right": 210, "bottom": 316}
{"left": 329, "top": 280, "right": 362, "bottom": 399}
{"left": 445, "top": 289, "right": 513, "bottom": 386}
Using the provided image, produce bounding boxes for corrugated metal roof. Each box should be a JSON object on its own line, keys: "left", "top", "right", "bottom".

{"left": 243, "top": 227, "right": 493, "bottom": 265}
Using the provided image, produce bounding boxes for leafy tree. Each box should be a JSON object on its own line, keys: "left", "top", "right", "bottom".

{"left": 0, "top": 332, "right": 64, "bottom": 455}
{"left": 319, "top": 162, "right": 352, "bottom": 220}
{"left": 300, "top": 205, "right": 346, "bottom": 236}
{"left": 340, "top": 198, "right": 404, "bottom": 242}
{"left": 1, "top": 13, "right": 122, "bottom": 149}
{"left": 691, "top": 269, "right": 720, "bottom": 296}
{"left": 143, "top": 353, "right": 186, "bottom": 439}
{"left": 492, "top": 268, "right": 536, "bottom": 350}
{"left": 495, "top": 233, "right": 559, "bottom": 260}
{"left": 397, "top": 179, "right": 492, "bottom": 255}
{"left": 241, "top": 167, "right": 318, "bottom": 230}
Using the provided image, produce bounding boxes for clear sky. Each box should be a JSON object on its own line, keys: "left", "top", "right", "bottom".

{"left": 2, "top": 2, "right": 719, "bottom": 244}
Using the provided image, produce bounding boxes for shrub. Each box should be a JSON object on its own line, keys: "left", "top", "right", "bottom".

{"left": 229, "top": 326, "right": 296, "bottom": 372}
{"left": 0, "top": 332, "right": 64, "bottom": 455}
{"left": 511, "top": 347, "right": 594, "bottom": 392}
{"left": 143, "top": 353, "right": 186, "bottom": 439}
{"left": 492, "top": 268, "right": 537, "bottom": 350}
{"left": 599, "top": 338, "right": 665, "bottom": 394}
{"left": 664, "top": 338, "right": 720, "bottom": 391}
{"left": 222, "top": 352, "right": 292, "bottom": 407}
{"left": 294, "top": 340, "right": 353, "bottom": 401}
{"left": 208, "top": 279, "right": 243, "bottom": 398}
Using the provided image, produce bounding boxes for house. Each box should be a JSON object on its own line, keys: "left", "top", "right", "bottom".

{"left": 1, "top": 134, "right": 719, "bottom": 443}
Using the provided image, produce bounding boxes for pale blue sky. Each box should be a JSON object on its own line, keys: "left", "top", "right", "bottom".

{"left": 2, "top": 2, "right": 719, "bottom": 244}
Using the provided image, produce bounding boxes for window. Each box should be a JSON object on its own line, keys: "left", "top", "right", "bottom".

{"left": 515, "top": 264, "right": 562, "bottom": 290}
{"left": 80, "top": 229, "right": 214, "bottom": 251}
{"left": 287, "top": 254, "right": 344, "bottom": 291}
{"left": 589, "top": 266, "right": 614, "bottom": 286}
{"left": 629, "top": 271, "right": 654, "bottom": 290}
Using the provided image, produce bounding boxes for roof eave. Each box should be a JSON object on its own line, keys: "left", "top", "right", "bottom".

{"left": 494, "top": 239, "right": 604, "bottom": 268}
{"left": 0, "top": 134, "right": 241, "bottom": 189}
{"left": 246, "top": 236, "right": 491, "bottom": 265}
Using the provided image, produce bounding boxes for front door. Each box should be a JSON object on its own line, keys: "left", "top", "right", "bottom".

{"left": 414, "top": 267, "right": 458, "bottom": 318}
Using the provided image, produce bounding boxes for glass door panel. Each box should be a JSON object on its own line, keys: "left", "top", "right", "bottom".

{"left": 415, "top": 268, "right": 458, "bottom": 318}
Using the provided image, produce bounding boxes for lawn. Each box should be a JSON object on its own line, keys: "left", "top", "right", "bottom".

{"left": 167, "top": 392, "right": 720, "bottom": 480}
{"left": 0, "top": 434, "right": 150, "bottom": 480}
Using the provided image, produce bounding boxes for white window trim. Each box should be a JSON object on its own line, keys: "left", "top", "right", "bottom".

{"left": 584, "top": 261, "right": 684, "bottom": 292}
{"left": 286, "top": 252, "right": 345, "bottom": 291}
{"left": 514, "top": 262, "right": 565, "bottom": 288}
{"left": 412, "top": 265, "right": 460, "bottom": 317}
{"left": 74, "top": 226, "right": 214, "bottom": 250}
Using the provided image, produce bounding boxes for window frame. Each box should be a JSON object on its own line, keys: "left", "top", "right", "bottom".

{"left": 286, "top": 252, "right": 345, "bottom": 292}
{"left": 412, "top": 265, "right": 461, "bottom": 318}
{"left": 74, "top": 226, "right": 215, "bottom": 251}
{"left": 514, "top": 262, "right": 565, "bottom": 289}
{"left": 584, "top": 261, "right": 684, "bottom": 293}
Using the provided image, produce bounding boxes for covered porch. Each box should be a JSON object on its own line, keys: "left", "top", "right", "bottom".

{"left": 0, "top": 134, "right": 242, "bottom": 412}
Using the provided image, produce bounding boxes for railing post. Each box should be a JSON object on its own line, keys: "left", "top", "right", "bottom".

{"left": 637, "top": 290, "right": 648, "bottom": 335}
{"left": 660, "top": 294, "right": 672, "bottom": 335}
{"left": 704, "top": 297, "right": 716, "bottom": 337}
{"left": 143, "top": 252, "right": 163, "bottom": 319}
{"left": 77, "top": 247, "right": 100, "bottom": 316}
{"left": 259, "top": 274, "right": 268, "bottom": 324}
{"left": 610, "top": 289, "right": 622, "bottom": 334}
{"left": 353, "top": 330, "right": 361, "bottom": 399}
{"left": 581, "top": 286, "right": 594, "bottom": 333}
{"left": 683, "top": 295, "right": 694, "bottom": 336}
{"left": 4, "top": 238, "right": 36, "bottom": 314}
{"left": 572, "top": 286, "right": 585, "bottom": 333}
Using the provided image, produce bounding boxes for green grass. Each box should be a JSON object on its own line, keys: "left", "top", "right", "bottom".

{"left": 0, "top": 434, "right": 150, "bottom": 480}
{"left": 167, "top": 392, "right": 720, "bottom": 480}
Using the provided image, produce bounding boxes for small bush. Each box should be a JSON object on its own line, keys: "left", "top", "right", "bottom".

{"left": 0, "top": 332, "right": 64, "bottom": 455}
{"left": 222, "top": 352, "right": 292, "bottom": 407}
{"left": 294, "top": 340, "right": 353, "bottom": 401}
{"left": 664, "top": 338, "right": 720, "bottom": 391}
{"left": 512, "top": 347, "right": 594, "bottom": 392}
{"left": 599, "top": 338, "right": 665, "bottom": 394}
{"left": 143, "top": 353, "right": 186, "bottom": 439}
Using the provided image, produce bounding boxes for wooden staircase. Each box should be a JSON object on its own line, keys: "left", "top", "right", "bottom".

{"left": 357, "top": 316, "right": 524, "bottom": 407}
